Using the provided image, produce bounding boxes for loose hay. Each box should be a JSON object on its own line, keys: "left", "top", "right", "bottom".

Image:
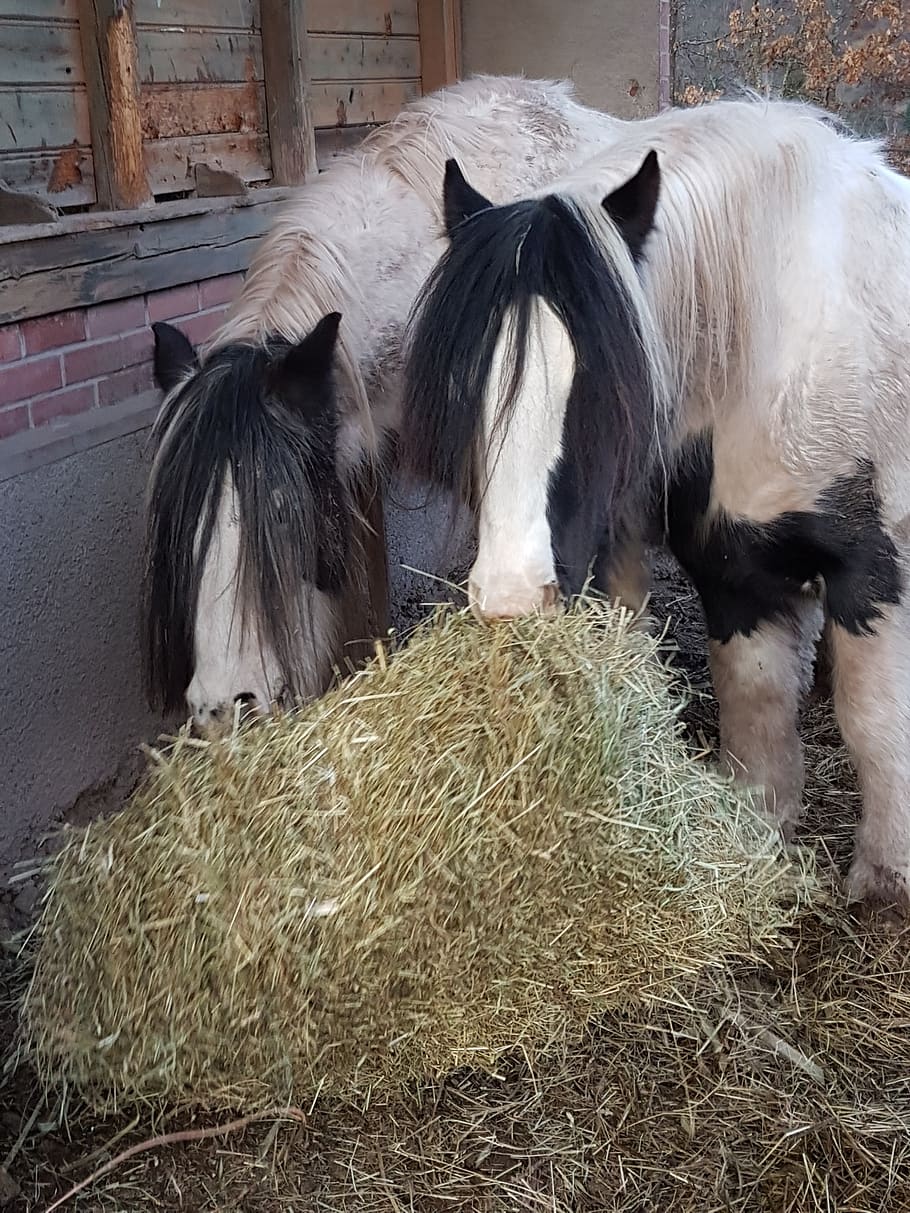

{"left": 21, "top": 602, "right": 809, "bottom": 1115}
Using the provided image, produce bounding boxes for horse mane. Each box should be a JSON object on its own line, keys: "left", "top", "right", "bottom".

{"left": 550, "top": 95, "right": 890, "bottom": 413}
{"left": 143, "top": 341, "right": 352, "bottom": 713}
{"left": 208, "top": 76, "right": 599, "bottom": 456}
{"left": 402, "top": 189, "right": 668, "bottom": 540}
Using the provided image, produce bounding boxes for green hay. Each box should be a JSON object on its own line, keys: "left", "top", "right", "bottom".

{"left": 21, "top": 601, "right": 811, "bottom": 1115}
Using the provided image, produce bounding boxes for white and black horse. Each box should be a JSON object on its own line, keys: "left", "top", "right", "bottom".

{"left": 145, "top": 75, "right": 621, "bottom": 729}
{"left": 402, "top": 97, "right": 910, "bottom": 912}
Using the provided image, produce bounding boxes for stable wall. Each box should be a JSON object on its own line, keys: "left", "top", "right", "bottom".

{"left": 460, "top": 0, "right": 664, "bottom": 118}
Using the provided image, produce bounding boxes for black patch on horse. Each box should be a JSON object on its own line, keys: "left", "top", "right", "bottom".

{"left": 142, "top": 314, "right": 351, "bottom": 713}
{"left": 666, "top": 432, "right": 902, "bottom": 642}
{"left": 403, "top": 158, "right": 661, "bottom": 597}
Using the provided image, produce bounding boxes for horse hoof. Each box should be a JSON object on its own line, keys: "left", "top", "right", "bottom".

{"left": 845, "top": 855, "right": 910, "bottom": 927}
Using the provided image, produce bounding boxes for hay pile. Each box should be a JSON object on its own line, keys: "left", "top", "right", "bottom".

{"left": 21, "top": 602, "right": 809, "bottom": 1115}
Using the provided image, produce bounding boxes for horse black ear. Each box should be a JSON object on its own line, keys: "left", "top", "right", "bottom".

{"left": 152, "top": 321, "right": 198, "bottom": 393}
{"left": 285, "top": 312, "right": 342, "bottom": 378}
{"left": 270, "top": 312, "right": 342, "bottom": 414}
{"left": 443, "top": 158, "right": 493, "bottom": 237}
{"left": 602, "top": 149, "right": 661, "bottom": 260}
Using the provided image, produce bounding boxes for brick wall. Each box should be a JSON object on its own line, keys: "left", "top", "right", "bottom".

{"left": 0, "top": 272, "right": 244, "bottom": 442}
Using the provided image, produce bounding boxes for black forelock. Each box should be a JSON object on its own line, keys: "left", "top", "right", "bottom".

{"left": 141, "top": 339, "right": 352, "bottom": 713}
{"left": 402, "top": 192, "right": 659, "bottom": 590}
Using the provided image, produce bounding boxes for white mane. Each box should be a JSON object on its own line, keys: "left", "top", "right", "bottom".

{"left": 554, "top": 97, "right": 901, "bottom": 440}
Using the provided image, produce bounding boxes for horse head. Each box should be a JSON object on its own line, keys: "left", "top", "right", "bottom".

{"left": 144, "top": 312, "right": 352, "bottom": 728}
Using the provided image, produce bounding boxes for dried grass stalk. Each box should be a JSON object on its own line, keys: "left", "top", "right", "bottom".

{"left": 21, "top": 602, "right": 812, "bottom": 1114}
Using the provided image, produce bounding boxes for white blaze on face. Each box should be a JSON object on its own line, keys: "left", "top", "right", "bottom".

{"left": 468, "top": 300, "right": 576, "bottom": 621}
{"left": 186, "top": 468, "right": 283, "bottom": 727}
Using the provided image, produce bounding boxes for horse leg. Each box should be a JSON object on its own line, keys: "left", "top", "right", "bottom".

{"left": 828, "top": 600, "right": 910, "bottom": 911}
{"left": 707, "top": 593, "right": 824, "bottom": 837}
{"left": 592, "top": 534, "right": 651, "bottom": 610}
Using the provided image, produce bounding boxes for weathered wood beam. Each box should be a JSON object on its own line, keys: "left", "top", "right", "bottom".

{"left": 78, "top": 0, "right": 153, "bottom": 210}
{"left": 417, "top": 0, "right": 461, "bottom": 95}
{"left": 260, "top": 0, "right": 318, "bottom": 185}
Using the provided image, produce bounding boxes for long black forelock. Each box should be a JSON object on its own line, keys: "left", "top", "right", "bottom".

{"left": 142, "top": 339, "right": 351, "bottom": 714}
{"left": 402, "top": 192, "right": 659, "bottom": 542}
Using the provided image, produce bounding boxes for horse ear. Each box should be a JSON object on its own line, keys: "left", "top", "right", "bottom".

{"left": 152, "top": 321, "right": 198, "bottom": 393}
{"left": 443, "top": 159, "right": 493, "bottom": 237}
{"left": 602, "top": 150, "right": 661, "bottom": 260}
{"left": 286, "top": 311, "right": 342, "bottom": 377}
{"left": 270, "top": 312, "right": 342, "bottom": 412}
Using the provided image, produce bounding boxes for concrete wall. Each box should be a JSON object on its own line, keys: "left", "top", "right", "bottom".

{"left": 0, "top": 428, "right": 168, "bottom": 879}
{"left": 461, "top": 0, "right": 662, "bottom": 119}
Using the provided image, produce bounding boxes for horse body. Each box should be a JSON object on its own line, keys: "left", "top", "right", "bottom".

{"left": 145, "top": 75, "right": 621, "bottom": 726}
{"left": 403, "top": 96, "right": 910, "bottom": 909}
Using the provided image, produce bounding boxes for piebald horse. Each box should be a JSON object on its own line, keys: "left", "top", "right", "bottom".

{"left": 402, "top": 97, "right": 910, "bottom": 912}
{"left": 145, "top": 75, "right": 620, "bottom": 728}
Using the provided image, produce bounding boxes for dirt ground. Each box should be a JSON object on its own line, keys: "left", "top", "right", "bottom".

{"left": 0, "top": 552, "right": 900, "bottom": 1213}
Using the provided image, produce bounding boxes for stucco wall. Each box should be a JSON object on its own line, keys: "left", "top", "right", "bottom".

{"left": 460, "top": 0, "right": 662, "bottom": 118}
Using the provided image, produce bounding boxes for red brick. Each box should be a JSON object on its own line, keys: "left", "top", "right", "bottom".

{"left": 180, "top": 307, "right": 229, "bottom": 347}
{"left": 97, "top": 359, "right": 155, "bottom": 407}
{"left": 30, "top": 383, "right": 96, "bottom": 428}
{"left": 0, "top": 354, "right": 62, "bottom": 406}
{"left": 63, "top": 328, "right": 152, "bottom": 385}
{"left": 0, "top": 404, "right": 29, "bottom": 439}
{"left": 0, "top": 325, "right": 21, "bottom": 363}
{"left": 22, "top": 310, "right": 86, "bottom": 355}
{"left": 147, "top": 283, "right": 199, "bottom": 323}
{"left": 199, "top": 273, "right": 242, "bottom": 310}
{"left": 86, "top": 296, "right": 147, "bottom": 339}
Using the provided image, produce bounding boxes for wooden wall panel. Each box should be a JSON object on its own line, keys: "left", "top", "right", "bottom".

{"left": 144, "top": 132, "right": 271, "bottom": 194}
{"left": 307, "top": 0, "right": 418, "bottom": 36}
{"left": 138, "top": 30, "right": 263, "bottom": 85}
{"left": 308, "top": 80, "right": 420, "bottom": 128}
{"left": 308, "top": 34, "right": 419, "bottom": 81}
{"left": 0, "top": 10, "right": 94, "bottom": 211}
{"left": 133, "top": 0, "right": 258, "bottom": 27}
{"left": 133, "top": 0, "right": 269, "bottom": 198}
{"left": 306, "top": 0, "right": 422, "bottom": 147}
{"left": 0, "top": 20, "right": 84, "bottom": 84}
{"left": 140, "top": 82, "right": 265, "bottom": 140}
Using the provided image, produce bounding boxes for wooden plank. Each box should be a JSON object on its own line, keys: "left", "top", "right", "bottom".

{"left": 0, "top": 0, "right": 77, "bottom": 16}
{"left": 78, "top": 0, "right": 153, "bottom": 209}
{"left": 145, "top": 130, "right": 270, "bottom": 195}
{"left": 0, "top": 235, "right": 263, "bottom": 322}
{"left": 0, "top": 195, "right": 291, "bottom": 322}
{"left": 140, "top": 82, "right": 265, "bottom": 139}
{"left": 260, "top": 0, "right": 315, "bottom": 185}
{"left": 138, "top": 28, "right": 262, "bottom": 84}
{"left": 133, "top": 0, "right": 258, "bottom": 27}
{"left": 0, "top": 87, "right": 89, "bottom": 152}
{"left": 0, "top": 193, "right": 284, "bottom": 280}
{"left": 0, "top": 148, "right": 95, "bottom": 208}
{"left": 0, "top": 184, "right": 293, "bottom": 245}
{"left": 0, "top": 21, "right": 84, "bottom": 86}
{"left": 417, "top": 0, "right": 460, "bottom": 94}
{"left": 309, "top": 79, "right": 419, "bottom": 128}
{"left": 308, "top": 34, "right": 419, "bottom": 81}
{"left": 307, "top": 0, "right": 418, "bottom": 36}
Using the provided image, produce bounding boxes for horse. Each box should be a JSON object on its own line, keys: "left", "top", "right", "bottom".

{"left": 144, "top": 74, "right": 623, "bottom": 730}
{"left": 401, "top": 96, "right": 910, "bottom": 912}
